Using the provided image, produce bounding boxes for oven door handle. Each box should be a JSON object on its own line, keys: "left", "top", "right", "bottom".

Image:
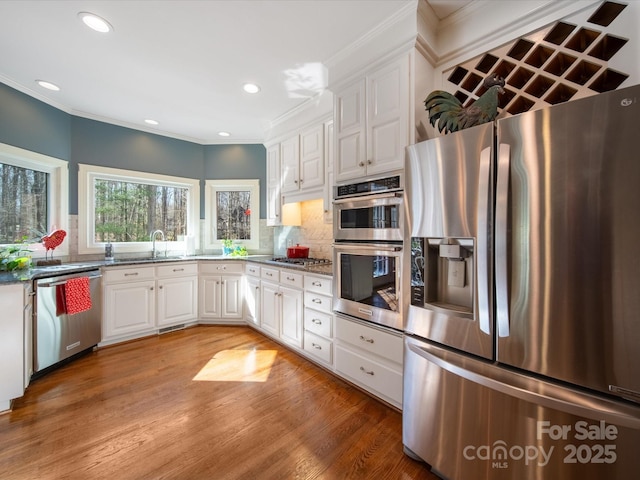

{"left": 332, "top": 191, "right": 403, "bottom": 205}
{"left": 38, "top": 274, "right": 102, "bottom": 288}
{"left": 333, "top": 243, "right": 402, "bottom": 252}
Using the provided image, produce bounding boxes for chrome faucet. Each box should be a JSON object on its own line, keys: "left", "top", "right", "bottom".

{"left": 150, "top": 230, "right": 166, "bottom": 258}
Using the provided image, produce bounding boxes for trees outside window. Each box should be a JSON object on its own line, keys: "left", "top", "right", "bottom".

{"left": 205, "top": 179, "right": 259, "bottom": 251}
{"left": 78, "top": 164, "right": 199, "bottom": 255}
{"left": 0, "top": 143, "right": 69, "bottom": 256}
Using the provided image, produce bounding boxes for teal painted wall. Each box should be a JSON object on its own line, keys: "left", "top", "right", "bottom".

{"left": 204, "top": 144, "right": 267, "bottom": 219}
{"left": 0, "top": 83, "right": 71, "bottom": 160}
{"left": 0, "top": 82, "right": 267, "bottom": 219}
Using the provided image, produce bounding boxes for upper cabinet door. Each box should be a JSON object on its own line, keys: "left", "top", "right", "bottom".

{"left": 299, "top": 124, "right": 324, "bottom": 191}
{"left": 266, "top": 143, "right": 281, "bottom": 226}
{"left": 366, "top": 56, "right": 409, "bottom": 177}
{"left": 335, "top": 79, "right": 366, "bottom": 182}
{"left": 334, "top": 54, "right": 409, "bottom": 183}
{"left": 281, "top": 135, "right": 300, "bottom": 194}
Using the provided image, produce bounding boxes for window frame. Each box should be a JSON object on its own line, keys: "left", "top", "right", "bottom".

{"left": 0, "top": 142, "right": 69, "bottom": 256}
{"left": 204, "top": 179, "right": 260, "bottom": 251}
{"left": 78, "top": 164, "right": 199, "bottom": 255}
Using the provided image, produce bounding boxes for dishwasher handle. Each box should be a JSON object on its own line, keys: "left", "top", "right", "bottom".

{"left": 38, "top": 274, "right": 102, "bottom": 288}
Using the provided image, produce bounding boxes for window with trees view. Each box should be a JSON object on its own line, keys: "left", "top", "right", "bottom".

{"left": 0, "top": 163, "right": 48, "bottom": 243}
{"left": 94, "top": 179, "right": 188, "bottom": 242}
{"left": 78, "top": 164, "right": 199, "bottom": 255}
{"left": 205, "top": 179, "right": 259, "bottom": 250}
{"left": 0, "top": 143, "right": 69, "bottom": 255}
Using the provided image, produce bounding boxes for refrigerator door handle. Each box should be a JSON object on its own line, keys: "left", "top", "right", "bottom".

{"left": 477, "top": 146, "right": 492, "bottom": 335}
{"left": 406, "top": 338, "right": 640, "bottom": 429}
{"left": 495, "top": 143, "right": 511, "bottom": 337}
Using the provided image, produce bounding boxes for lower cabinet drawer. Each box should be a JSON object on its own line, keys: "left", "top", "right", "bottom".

{"left": 303, "top": 307, "right": 332, "bottom": 338}
{"left": 335, "top": 344, "right": 403, "bottom": 406}
{"left": 303, "top": 331, "right": 333, "bottom": 365}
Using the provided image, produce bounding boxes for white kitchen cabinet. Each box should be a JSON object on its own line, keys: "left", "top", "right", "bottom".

{"left": 281, "top": 126, "right": 325, "bottom": 198}
{"left": 244, "top": 263, "right": 261, "bottom": 327}
{"left": 266, "top": 143, "right": 282, "bottom": 226}
{"left": 156, "top": 263, "right": 198, "bottom": 327}
{"left": 281, "top": 135, "right": 300, "bottom": 194}
{"left": 103, "top": 266, "right": 156, "bottom": 343}
{"left": 23, "top": 282, "right": 33, "bottom": 389}
{"left": 302, "top": 274, "right": 334, "bottom": 366}
{"left": 260, "top": 279, "right": 280, "bottom": 337}
{"left": 0, "top": 283, "right": 25, "bottom": 412}
{"left": 323, "top": 120, "right": 334, "bottom": 224}
{"left": 198, "top": 262, "right": 244, "bottom": 324}
{"left": 259, "top": 267, "right": 303, "bottom": 348}
{"left": 334, "top": 54, "right": 409, "bottom": 182}
{"left": 334, "top": 315, "right": 403, "bottom": 409}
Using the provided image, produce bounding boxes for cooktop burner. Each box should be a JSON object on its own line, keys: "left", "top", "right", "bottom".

{"left": 269, "top": 257, "right": 332, "bottom": 267}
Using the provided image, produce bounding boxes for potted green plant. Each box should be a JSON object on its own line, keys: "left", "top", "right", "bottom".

{"left": 222, "top": 239, "right": 234, "bottom": 256}
{"left": 0, "top": 244, "right": 32, "bottom": 272}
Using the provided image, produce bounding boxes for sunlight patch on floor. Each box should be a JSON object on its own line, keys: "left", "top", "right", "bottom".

{"left": 192, "top": 349, "right": 278, "bottom": 382}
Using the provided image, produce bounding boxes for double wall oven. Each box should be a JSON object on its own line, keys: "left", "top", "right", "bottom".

{"left": 333, "top": 174, "right": 406, "bottom": 331}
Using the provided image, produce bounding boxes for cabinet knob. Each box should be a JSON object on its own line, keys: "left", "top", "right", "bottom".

{"left": 150, "top": 286, "right": 154, "bottom": 291}
{"left": 358, "top": 161, "right": 365, "bottom": 167}
{"left": 359, "top": 366, "right": 375, "bottom": 376}
{"left": 367, "top": 159, "right": 372, "bottom": 165}
{"left": 159, "top": 285, "right": 163, "bottom": 289}
{"left": 300, "top": 178, "right": 303, "bottom": 184}
{"left": 294, "top": 179, "right": 298, "bottom": 184}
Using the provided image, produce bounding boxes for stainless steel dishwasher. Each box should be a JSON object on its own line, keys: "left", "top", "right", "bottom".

{"left": 33, "top": 268, "right": 102, "bottom": 376}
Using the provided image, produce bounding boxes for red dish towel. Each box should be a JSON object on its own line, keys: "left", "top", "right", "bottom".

{"left": 64, "top": 277, "right": 92, "bottom": 315}
{"left": 56, "top": 285, "right": 67, "bottom": 316}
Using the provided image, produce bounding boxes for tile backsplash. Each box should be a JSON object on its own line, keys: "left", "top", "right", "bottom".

{"left": 274, "top": 199, "right": 333, "bottom": 259}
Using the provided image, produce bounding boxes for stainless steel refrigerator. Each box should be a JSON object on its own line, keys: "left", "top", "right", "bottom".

{"left": 403, "top": 83, "right": 640, "bottom": 479}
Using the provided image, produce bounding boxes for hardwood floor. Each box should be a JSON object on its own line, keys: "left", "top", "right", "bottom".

{"left": 0, "top": 326, "right": 439, "bottom": 480}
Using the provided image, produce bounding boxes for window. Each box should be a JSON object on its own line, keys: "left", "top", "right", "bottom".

{"left": 205, "top": 179, "right": 259, "bottom": 250}
{"left": 78, "top": 164, "right": 199, "bottom": 254}
{"left": 0, "top": 142, "right": 69, "bottom": 256}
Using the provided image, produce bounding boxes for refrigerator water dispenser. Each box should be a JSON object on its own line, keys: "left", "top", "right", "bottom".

{"left": 411, "top": 237, "right": 474, "bottom": 316}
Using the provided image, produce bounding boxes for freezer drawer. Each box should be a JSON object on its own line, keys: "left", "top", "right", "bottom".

{"left": 403, "top": 336, "right": 640, "bottom": 480}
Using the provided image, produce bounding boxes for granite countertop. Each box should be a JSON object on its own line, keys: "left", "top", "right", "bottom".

{"left": 0, "top": 254, "right": 333, "bottom": 285}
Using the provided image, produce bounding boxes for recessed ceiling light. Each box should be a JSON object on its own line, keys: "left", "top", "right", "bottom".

{"left": 36, "top": 80, "right": 60, "bottom": 91}
{"left": 243, "top": 83, "right": 261, "bottom": 94}
{"left": 145, "top": 119, "right": 159, "bottom": 125}
{"left": 218, "top": 131, "right": 231, "bottom": 137}
{"left": 78, "top": 12, "right": 113, "bottom": 33}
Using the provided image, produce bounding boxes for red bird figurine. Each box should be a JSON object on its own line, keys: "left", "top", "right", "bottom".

{"left": 42, "top": 229, "right": 67, "bottom": 259}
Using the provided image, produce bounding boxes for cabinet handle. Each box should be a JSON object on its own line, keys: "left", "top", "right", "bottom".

{"left": 172, "top": 268, "right": 184, "bottom": 272}
{"left": 311, "top": 281, "right": 322, "bottom": 287}
{"left": 312, "top": 318, "right": 322, "bottom": 325}
{"left": 266, "top": 272, "right": 273, "bottom": 277}
{"left": 360, "top": 366, "right": 375, "bottom": 376}
{"left": 124, "top": 272, "right": 139, "bottom": 277}
{"left": 312, "top": 343, "right": 322, "bottom": 350}
{"left": 359, "top": 335, "right": 374, "bottom": 344}
{"left": 312, "top": 298, "right": 322, "bottom": 304}
{"left": 286, "top": 276, "right": 295, "bottom": 281}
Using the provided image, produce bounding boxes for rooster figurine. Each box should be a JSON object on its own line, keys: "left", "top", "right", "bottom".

{"left": 424, "top": 73, "right": 505, "bottom": 134}
{"left": 42, "top": 229, "right": 67, "bottom": 260}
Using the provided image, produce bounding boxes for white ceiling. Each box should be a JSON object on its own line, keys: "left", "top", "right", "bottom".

{"left": 0, "top": 0, "right": 469, "bottom": 145}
